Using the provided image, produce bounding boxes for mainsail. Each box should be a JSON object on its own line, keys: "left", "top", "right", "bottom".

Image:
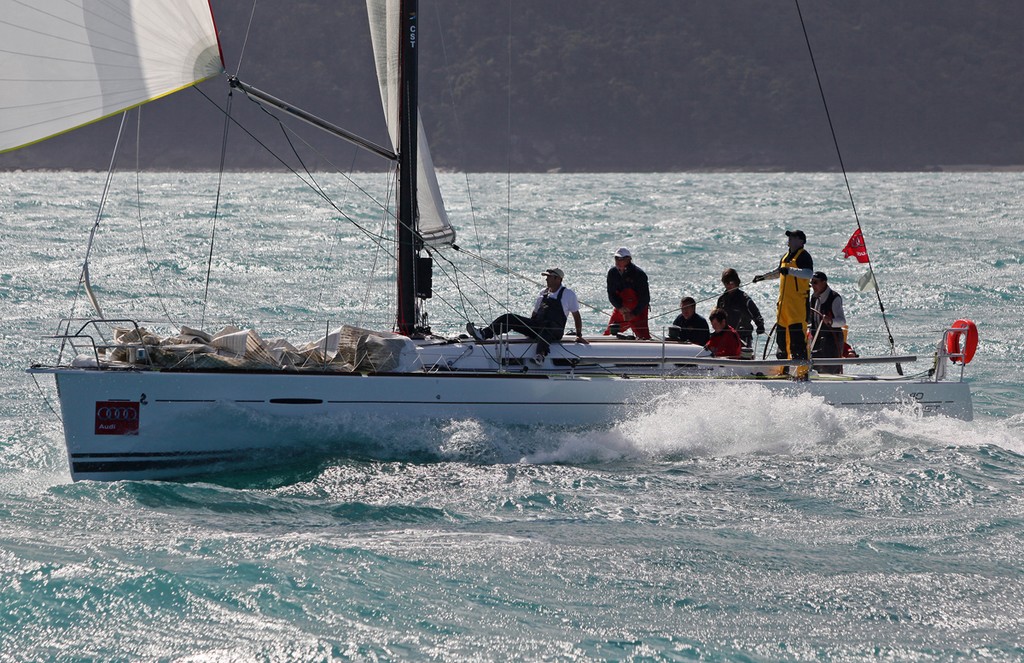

{"left": 0, "top": 0, "right": 224, "bottom": 153}
{"left": 366, "top": 0, "right": 455, "bottom": 247}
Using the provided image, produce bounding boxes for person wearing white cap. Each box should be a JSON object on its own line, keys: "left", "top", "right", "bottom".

{"left": 466, "top": 268, "right": 587, "bottom": 364}
{"left": 604, "top": 247, "right": 651, "bottom": 340}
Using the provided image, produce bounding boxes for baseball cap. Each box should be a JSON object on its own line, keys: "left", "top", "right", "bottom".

{"left": 785, "top": 230, "right": 807, "bottom": 241}
{"left": 613, "top": 247, "right": 631, "bottom": 259}
{"left": 541, "top": 268, "right": 564, "bottom": 279}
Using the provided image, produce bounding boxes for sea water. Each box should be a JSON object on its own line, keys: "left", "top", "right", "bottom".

{"left": 1, "top": 171, "right": 1023, "bottom": 660}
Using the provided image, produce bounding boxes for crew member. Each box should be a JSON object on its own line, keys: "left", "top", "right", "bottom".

{"left": 604, "top": 247, "right": 651, "bottom": 340}
{"left": 717, "top": 267, "right": 765, "bottom": 348}
{"left": 668, "top": 297, "right": 710, "bottom": 345}
{"left": 467, "top": 268, "right": 587, "bottom": 364}
{"left": 809, "top": 271, "right": 846, "bottom": 374}
{"left": 704, "top": 307, "right": 743, "bottom": 358}
{"left": 753, "top": 229, "right": 813, "bottom": 367}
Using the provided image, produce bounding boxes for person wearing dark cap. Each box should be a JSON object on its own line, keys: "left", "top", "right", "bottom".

{"left": 604, "top": 247, "right": 651, "bottom": 340}
{"left": 752, "top": 229, "right": 814, "bottom": 367}
{"left": 809, "top": 271, "right": 847, "bottom": 374}
{"left": 717, "top": 267, "right": 765, "bottom": 348}
{"left": 466, "top": 268, "right": 587, "bottom": 364}
{"left": 668, "top": 296, "right": 710, "bottom": 345}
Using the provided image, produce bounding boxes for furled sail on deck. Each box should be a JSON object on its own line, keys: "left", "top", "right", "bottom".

{"left": 366, "top": 0, "right": 456, "bottom": 247}
{"left": 0, "top": 0, "right": 224, "bottom": 153}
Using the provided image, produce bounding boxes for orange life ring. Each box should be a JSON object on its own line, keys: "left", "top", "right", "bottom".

{"left": 945, "top": 319, "right": 978, "bottom": 364}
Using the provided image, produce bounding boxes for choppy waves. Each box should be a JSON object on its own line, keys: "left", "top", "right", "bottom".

{"left": 3, "top": 172, "right": 1024, "bottom": 659}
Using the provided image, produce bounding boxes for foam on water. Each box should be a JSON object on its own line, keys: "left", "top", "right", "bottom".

{"left": 526, "top": 381, "right": 1024, "bottom": 465}
{"left": 528, "top": 383, "right": 847, "bottom": 463}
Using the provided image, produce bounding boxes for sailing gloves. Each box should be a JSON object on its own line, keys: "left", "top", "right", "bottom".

{"left": 753, "top": 267, "right": 787, "bottom": 283}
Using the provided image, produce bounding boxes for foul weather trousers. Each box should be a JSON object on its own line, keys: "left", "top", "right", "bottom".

{"left": 604, "top": 288, "right": 650, "bottom": 339}
{"left": 776, "top": 322, "right": 808, "bottom": 362}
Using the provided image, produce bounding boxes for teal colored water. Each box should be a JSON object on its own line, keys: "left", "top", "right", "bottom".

{"left": 2, "top": 172, "right": 1023, "bottom": 660}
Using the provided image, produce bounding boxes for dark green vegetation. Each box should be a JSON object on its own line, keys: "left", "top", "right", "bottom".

{"left": 3, "top": 0, "right": 1020, "bottom": 171}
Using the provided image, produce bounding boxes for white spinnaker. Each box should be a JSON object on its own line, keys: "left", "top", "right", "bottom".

{"left": 366, "top": 0, "right": 456, "bottom": 247}
{"left": 0, "top": 0, "right": 224, "bottom": 152}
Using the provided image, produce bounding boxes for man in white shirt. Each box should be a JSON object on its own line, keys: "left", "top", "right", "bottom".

{"left": 809, "top": 271, "right": 846, "bottom": 374}
{"left": 466, "top": 268, "right": 587, "bottom": 363}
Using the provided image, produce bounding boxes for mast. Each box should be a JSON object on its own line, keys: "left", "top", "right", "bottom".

{"left": 396, "top": 0, "right": 419, "bottom": 336}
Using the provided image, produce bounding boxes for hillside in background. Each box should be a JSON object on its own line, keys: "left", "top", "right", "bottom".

{"left": 2, "top": 0, "right": 1021, "bottom": 172}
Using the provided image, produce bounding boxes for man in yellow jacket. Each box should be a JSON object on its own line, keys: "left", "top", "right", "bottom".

{"left": 753, "top": 229, "right": 814, "bottom": 364}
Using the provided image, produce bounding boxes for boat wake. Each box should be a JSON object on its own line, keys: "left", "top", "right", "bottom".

{"left": 523, "top": 383, "right": 1024, "bottom": 465}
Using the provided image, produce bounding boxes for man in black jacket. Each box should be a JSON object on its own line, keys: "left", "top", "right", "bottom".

{"left": 668, "top": 297, "right": 710, "bottom": 345}
{"left": 717, "top": 268, "right": 765, "bottom": 348}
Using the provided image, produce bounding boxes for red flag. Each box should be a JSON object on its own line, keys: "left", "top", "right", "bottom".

{"left": 842, "top": 228, "right": 870, "bottom": 263}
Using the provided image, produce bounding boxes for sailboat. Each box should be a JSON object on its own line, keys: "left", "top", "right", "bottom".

{"left": 4, "top": 0, "right": 974, "bottom": 481}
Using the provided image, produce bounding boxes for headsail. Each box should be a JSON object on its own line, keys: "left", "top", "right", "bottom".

{"left": 366, "top": 0, "right": 456, "bottom": 247}
{"left": 0, "top": 0, "right": 224, "bottom": 153}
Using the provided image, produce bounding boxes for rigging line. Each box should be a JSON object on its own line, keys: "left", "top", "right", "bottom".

{"left": 30, "top": 372, "right": 62, "bottom": 423}
{"left": 276, "top": 117, "right": 347, "bottom": 224}
{"left": 439, "top": 246, "right": 485, "bottom": 323}
{"left": 272, "top": 111, "right": 405, "bottom": 335}
{"left": 227, "top": 84, "right": 402, "bottom": 241}
{"left": 259, "top": 106, "right": 399, "bottom": 334}
{"left": 243, "top": 95, "right": 387, "bottom": 318}
{"left": 68, "top": 111, "right": 128, "bottom": 338}
{"left": 447, "top": 245, "right": 550, "bottom": 293}
{"left": 200, "top": 89, "right": 234, "bottom": 331}
{"left": 234, "top": 0, "right": 259, "bottom": 77}
{"left": 425, "top": 243, "right": 520, "bottom": 325}
{"left": 360, "top": 168, "right": 396, "bottom": 328}
{"left": 432, "top": 245, "right": 530, "bottom": 315}
{"left": 253, "top": 101, "right": 409, "bottom": 260}
{"left": 431, "top": 2, "right": 492, "bottom": 321}
{"left": 258, "top": 98, "right": 398, "bottom": 222}
{"left": 436, "top": 244, "right": 615, "bottom": 329}
{"left": 426, "top": 248, "right": 490, "bottom": 323}
{"left": 193, "top": 86, "right": 396, "bottom": 254}
{"left": 505, "top": 0, "right": 513, "bottom": 319}
{"left": 132, "top": 108, "right": 176, "bottom": 327}
{"left": 442, "top": 244, "right": 612, "bottom": 319}
{"left": 254, "top": 96, "right": 395, "bottom": 249}
{"left": 415, "top": 283, "right": 470, "bottom": 327}
{"left": 313, "top": 144, "right": 362, "bottom": 314}
{"left": 199, "top": 102, "right": 449, "bottom": 327}
{"left": 445, "top": 245, "right": 531, "bottom": 282}
{"left": 646, "top": 279, "right": 764, "bottom": 322}
{"left": 793, "top": 0, "right": 899, "bottom": 359}
{"left": 272, "top": 113, "right": 363, "bottom": 318}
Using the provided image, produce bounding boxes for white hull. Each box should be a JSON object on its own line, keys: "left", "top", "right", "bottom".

{"left": 42, "top": 364, "right": 972, "bottom": 481}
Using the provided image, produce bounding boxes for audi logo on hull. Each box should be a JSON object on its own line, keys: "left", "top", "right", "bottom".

{"left": 94, "top": 401, "right": 140, "bottom": 436}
